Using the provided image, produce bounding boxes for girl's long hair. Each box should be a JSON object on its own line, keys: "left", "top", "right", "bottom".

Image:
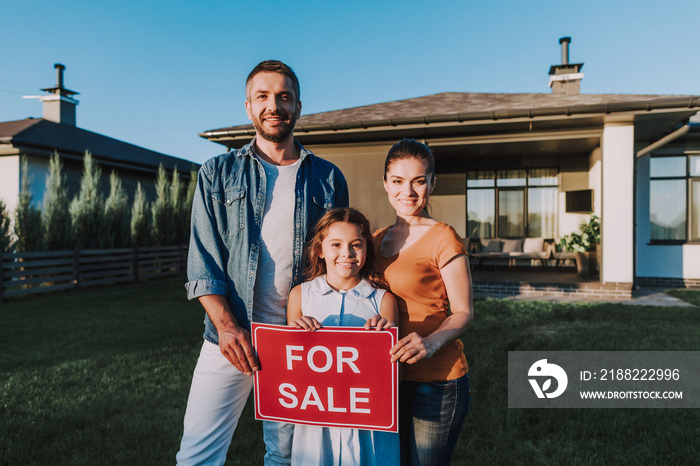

{"left": 304, "top": 207, "right": 387, "bottom": 290}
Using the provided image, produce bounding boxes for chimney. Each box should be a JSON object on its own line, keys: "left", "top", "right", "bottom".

{"left": 40, "top": 63, "right": 80, "bottom": 125}
{"left": 548, "top": 37, "right": 584, "bottom": 95}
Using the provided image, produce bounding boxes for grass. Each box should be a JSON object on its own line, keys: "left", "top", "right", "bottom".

{"left": 456, "top": 298, "right": 700, "bottom": 465}
{"left": 1, "top": 280, "right": 699, "bottom": 465}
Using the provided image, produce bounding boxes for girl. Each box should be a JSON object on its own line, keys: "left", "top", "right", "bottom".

{"left": 374, "top": 139, "right": 473, "bottom": 466}
{"left": 287, "top": 207, "right": 399, "bottom": 466}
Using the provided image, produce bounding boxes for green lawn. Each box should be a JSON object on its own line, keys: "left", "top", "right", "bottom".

{"left": 1, "top": 280, "right": 698, "bottom": 465}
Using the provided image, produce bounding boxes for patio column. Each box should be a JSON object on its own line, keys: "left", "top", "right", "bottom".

{"left": 600, "top": 121, "right": 635, "bottom": 284}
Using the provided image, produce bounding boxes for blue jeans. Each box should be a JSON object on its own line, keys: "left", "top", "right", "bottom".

{"left": 399, "top": 374, "right": 470, "bottom": 466}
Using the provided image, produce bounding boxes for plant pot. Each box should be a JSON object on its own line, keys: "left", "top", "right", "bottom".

{"left": 575, "top": 251, "right": 598, "bottom": 277}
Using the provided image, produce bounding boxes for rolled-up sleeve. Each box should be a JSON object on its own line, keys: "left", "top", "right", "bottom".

{"left": 185, "top": 165, "right": 229, "bottom": 300}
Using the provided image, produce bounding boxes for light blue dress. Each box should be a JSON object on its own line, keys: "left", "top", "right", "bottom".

{"left": 290, "top": 275, "right": 400, "bottom": 466}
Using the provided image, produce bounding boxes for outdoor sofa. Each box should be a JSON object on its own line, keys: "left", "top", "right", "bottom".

{"left": 465, "top": 237, "right": 555, "bottom": 270}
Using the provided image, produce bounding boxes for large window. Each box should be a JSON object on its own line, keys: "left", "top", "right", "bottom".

{"left": 467, "top": 168, "right": 558, "bottom": 238}
{"left": 649, "top": 155, "right": 700, "bottom": 241}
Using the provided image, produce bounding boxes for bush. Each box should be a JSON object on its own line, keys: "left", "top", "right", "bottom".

{"left": 43, "top": 152, "right": 72, "bottom": 250}
{"left": 0, "top": 199, "right": 12, "bottom": 253}
{"left": 103, "top": 171, "right": 131, "bottom": 248}
{"left": 171, "top": 167, "right": 185, "bottom": 245}
{"left": 13, "top": 156, "right": 44, "bottom": 252}
{"left": 151, "top": 165, "right": 173, "bottom": 246}
{"left": 560, "top": 215, "right": 600, "bottom": 253}
{"left": 69, "top": 152, "right": 104, "bottom": 249}
{"left": 183, "top": 167, "right": 198, "bottom": 245}
{"left": 130, "top": 182, "right": 150, "bottom": 247}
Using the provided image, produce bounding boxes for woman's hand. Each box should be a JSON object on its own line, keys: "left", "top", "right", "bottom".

{"left": 290, "top": 316, "right": 322, "bottom": 331}
{"left": 363, "top": 315, "right": 395, "bottom": 331}
{"left": 389, "top": 255, "right": 474, "bottom": 364}
{"left": 390, "top": 332, "right": 439, "bottom": 364}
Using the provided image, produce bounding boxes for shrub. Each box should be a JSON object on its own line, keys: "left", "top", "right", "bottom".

{"left": 43, "top": 152, "right": 72, "bottom": 250}
{"left": 171, "top": 167, "right": 185, "bottom": 245}
{"left": 560, "top": 215, "right": 600, "bottom": 253}
{"left": 130, "top": 182, "right": 150, "bottom": 247}
{"left": 103, "top": 171, "right": 131, "bottom": 248}
{"left": 0, "top": 199, "right": 12, "bottom": 253}
{"left": 183, "top": 167, "right": 198, "bottom": 244}
{"left": 69, "top": 152, "right": 104, "bottom": 249}
{"left": 151, "top": 165, "right": 173, "bottom": 246}
{"left": 13, "top": 156, "right": 44, "bottom": 252}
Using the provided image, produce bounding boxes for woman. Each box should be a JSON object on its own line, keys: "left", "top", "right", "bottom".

{"left": 374, "top": 139, "right": 473, "bottom": 466}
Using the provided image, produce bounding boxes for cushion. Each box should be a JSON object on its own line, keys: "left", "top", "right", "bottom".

{"left": 464, "top": 238, "right": 481, "bottom": 254}
{"left": 523, "top": 237, "right": 545, "bottom": 253}
{"left": 501, "top": 238, "right": 523, "bottom": 253}
{"left": 480, "top": 238, "right": 502, "bottom": 253}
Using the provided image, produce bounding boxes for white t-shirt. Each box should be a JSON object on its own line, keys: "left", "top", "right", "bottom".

{"left": 252, "top": 154, "right": 301, "bottom": 324}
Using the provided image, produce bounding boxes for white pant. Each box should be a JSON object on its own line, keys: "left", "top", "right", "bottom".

{"left": 176, "top": 340, "right": 293, "bottom": 466}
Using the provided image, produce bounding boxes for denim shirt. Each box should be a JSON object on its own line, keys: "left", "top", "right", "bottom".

{"left": 185, "top": 140, "right": 349, "bottom": 344}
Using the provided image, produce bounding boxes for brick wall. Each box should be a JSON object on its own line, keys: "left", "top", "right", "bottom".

{"left": 634, "top": 277, "right": 700, "bottom": 289}
{"left": 473, "top": 280, "right": 633, "bottom": 300}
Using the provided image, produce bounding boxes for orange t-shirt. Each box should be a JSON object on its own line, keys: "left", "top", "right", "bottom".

{"left": 374, "top": 223, "right": 469, "bottom": 382}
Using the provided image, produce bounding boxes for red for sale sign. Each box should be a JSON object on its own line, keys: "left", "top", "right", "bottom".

{"left": 252, "top": 323, "right": 398, "bottom": 432}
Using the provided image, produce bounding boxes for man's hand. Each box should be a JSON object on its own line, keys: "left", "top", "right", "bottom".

{"left": 218, "top": 324, "right": 259, "bottom": 376}
{"left": 198, "top": 294, "right": 259, "bottom": 376}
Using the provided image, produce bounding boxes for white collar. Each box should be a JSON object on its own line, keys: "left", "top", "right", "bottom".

{"left": 310, "top": 275, "right": 376, "bottom": 299}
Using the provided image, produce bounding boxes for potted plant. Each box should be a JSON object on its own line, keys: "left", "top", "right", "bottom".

{"left": 559, "top": 215, "right": 600, "bottom": 276}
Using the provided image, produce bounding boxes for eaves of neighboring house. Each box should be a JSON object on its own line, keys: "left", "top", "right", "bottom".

{"left": 0, "top": 64, "right": 200, "bottom": 211}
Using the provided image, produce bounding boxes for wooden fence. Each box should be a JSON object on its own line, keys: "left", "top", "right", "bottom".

{"left": 0, "top": 245, "right": 187, "bottom": 304}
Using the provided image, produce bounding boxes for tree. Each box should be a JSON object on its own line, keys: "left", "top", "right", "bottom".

{"left": 70, "top": 151, "right": 104, "bottom": 249}
{"left": 171, "top": 167, "right": 190, "bottom": 246}
{"left": 103, "top": 171, "right": 130, "bottom": 248}
{"left": 0, "top": 199, "right": 12, "bottom": 253}
{"left": 43, "top": 152, "right": 72, "bottom": 250}
{"left": 182, "top": 167, "right": 198, "bottom": 244}
{"left": 151, "top": 164, "right": 173, "bottom": 246}
{"left": 13, "top": 156, "right": 44, "bottom": 252}
{"left": 130, "top": 182, "right": 150, "bottom": 247}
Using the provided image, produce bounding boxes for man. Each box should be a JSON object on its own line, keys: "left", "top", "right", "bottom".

{"left": 176, "top": 60, "right": 349, "bottom": 465}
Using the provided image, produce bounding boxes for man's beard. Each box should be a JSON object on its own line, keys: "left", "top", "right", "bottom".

{"left": 252, "top": 111, "right": 297, "bottom": 144}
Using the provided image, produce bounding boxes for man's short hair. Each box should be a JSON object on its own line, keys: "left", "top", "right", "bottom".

{"left": 246, "top": 60, "right": 301, "bottom": 102}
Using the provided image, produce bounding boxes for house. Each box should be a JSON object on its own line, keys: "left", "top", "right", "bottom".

{"left": 0, "top": 64, "right": 199, "bottom": 214}
{"left": 200, "top": 38, "right": 700, "bottom": 296}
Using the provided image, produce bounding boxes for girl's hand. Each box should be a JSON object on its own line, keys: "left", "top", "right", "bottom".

{"left": 363, "top": 315, "right": 395, "bottom": 331}
{"left": 291, "top": 316, "right": 322, "bottom": 331}
{"left": 390, "top": 332, "right": 438, "bottom": 364}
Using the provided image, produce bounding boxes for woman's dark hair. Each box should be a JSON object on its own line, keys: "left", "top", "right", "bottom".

{"left": 383, "top": 138, "right": 435, "bottom": 180}
{"left": 304, "top": 207, "right": 387, "bottom": 289}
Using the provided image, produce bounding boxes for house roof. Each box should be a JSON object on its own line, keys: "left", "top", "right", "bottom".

{"left": 0, "top": 118, "right": 198, "bottom": 175}
{"left": 202, "top": 92, "right": 700, "bottom": 139}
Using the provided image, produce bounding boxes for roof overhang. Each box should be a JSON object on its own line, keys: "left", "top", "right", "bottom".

{"left": 0, "top": 141, "right": 181, "bottom": 176}
{"left": 1, "top": 118, "right": 200, "bottom": 178}
{"left": 201, "top": 97, "right": 700, "bottom": 151}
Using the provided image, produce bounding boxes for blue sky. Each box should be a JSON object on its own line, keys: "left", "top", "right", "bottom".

{"left": 2, "top": 0, "right": 699, "bottom": 165}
